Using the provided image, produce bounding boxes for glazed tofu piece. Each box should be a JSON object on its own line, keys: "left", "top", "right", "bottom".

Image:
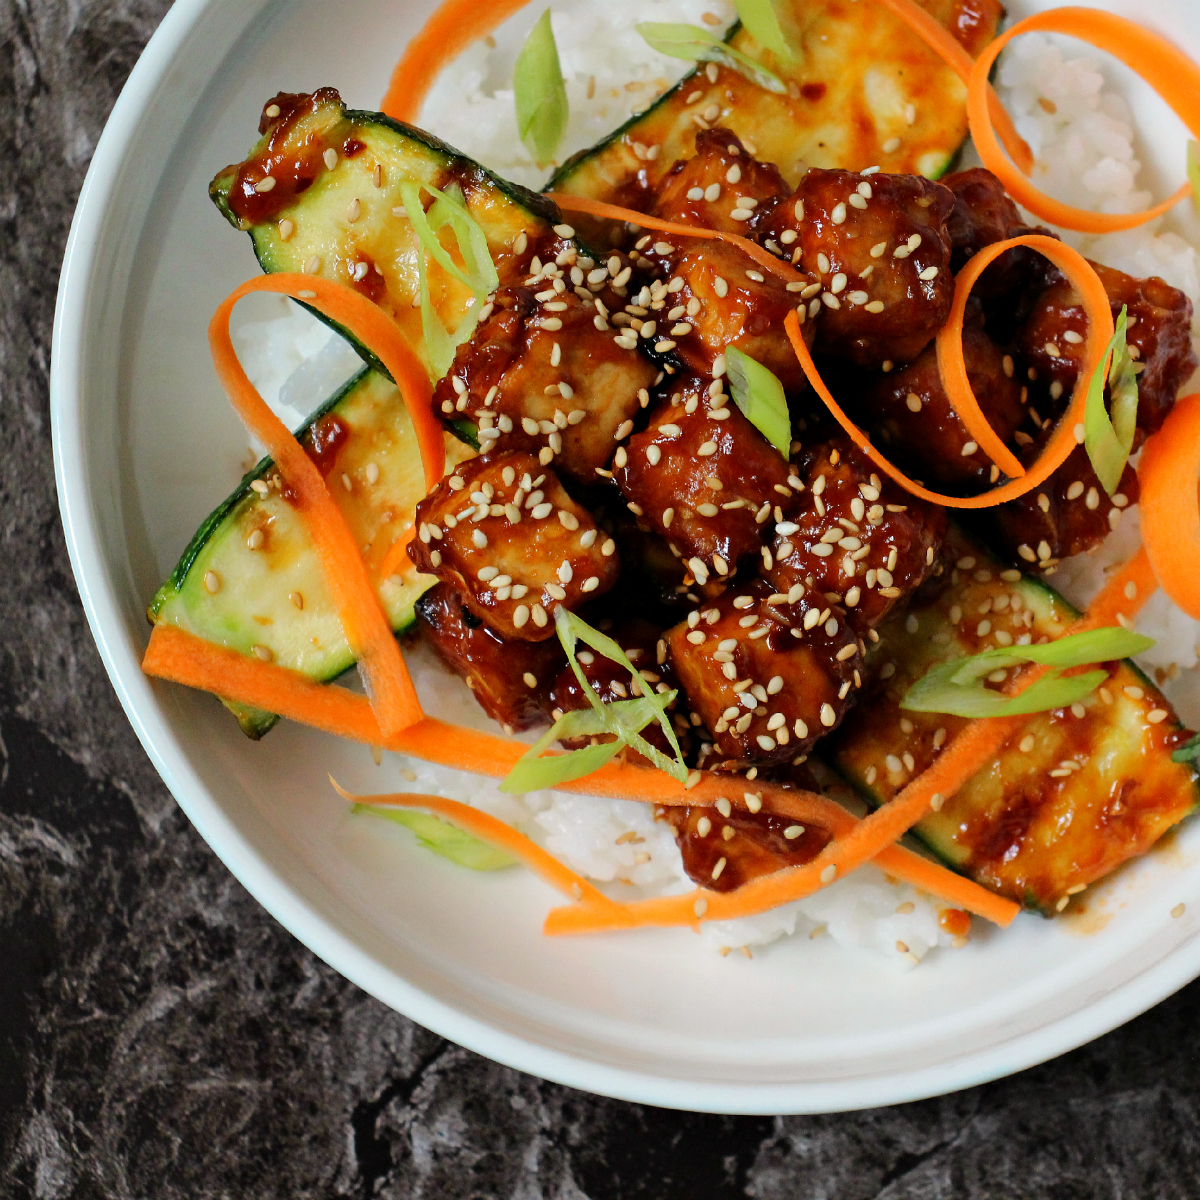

{"left": 408, "top": 451, "right": 620, "bottom": 641}
{"left": 766, "top": 438, "right": 945, "bottom": 635}
{"left": 432, "top": 284, "right": 659, "bottom": 482}
{"left": 984, "top": 441, "right": 1139, "bottom": 570}
{"left": 856, "top": 323, "right": 1028, "bottom": 495}
{"left": 661, "top": 803, "right": 833, "bottom": 892}
{"left": 1013, "top": 261, "right": 1196, "bottom": 437}
{"left": 547, "top": 616, "right": 684, "bottom": 759}
{"left": 634, "top": 237, "right": 817, "bottom": 393}
{"left": 614, "top": 376, "right": 800, "bottom": 581}
{"left": 415, "top": 583, "right": 562, "bottom": 732}
{"left": 651, "top": 128, "right": 789, "bottom": 234}
{"left": 667, "top": 581, "right": 863, "bottom": 768}
{"left": 759, "top": 168, "right": 955, "bottom": 369}
{"left": 941, "top": 167, "right": 1056, "bottom": 312}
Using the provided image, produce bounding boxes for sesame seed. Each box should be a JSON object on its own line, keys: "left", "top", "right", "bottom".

{"left": 1173, "top": 903, "right": 1186, "bottom": 918}
{"left": 820, "top": 864, "right": 837, "bottom": 883}
{"left": 820, "top": 702, "right": 836, "bottom": 727}
{"left": 831, "top": 202, "right": 847, "bottom": 224}
{"left": 726, "top": 164, "right": 742, "bottom": 183}
{"left": 247, "top": 529, "right": 264, "bottom": 550}
{"left": 1148, "top": 708, "right": 1169, "bottom": 723}
{"left": 322, "top": 148, "right": 338, "bottom": 170}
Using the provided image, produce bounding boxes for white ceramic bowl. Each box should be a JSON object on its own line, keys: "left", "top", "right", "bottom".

{"left": 52, "top": 0, "right": 1200, "bottom": 1113}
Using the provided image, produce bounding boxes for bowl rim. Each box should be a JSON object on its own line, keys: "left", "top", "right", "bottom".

{"left": 49, "top": 0, "right": 1200, "bottom": 1114}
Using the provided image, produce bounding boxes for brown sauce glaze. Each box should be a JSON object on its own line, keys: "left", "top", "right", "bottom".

{"left": 226, "top": 87, "right": 343, "bottom": 227}
{"left": 305, "top": 412, "right": 351, "bottom": 477}
{"left": 662, "top": 804, "right": 833, "bottom": 892}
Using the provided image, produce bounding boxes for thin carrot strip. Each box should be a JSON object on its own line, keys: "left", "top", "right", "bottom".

{"left": 867, "top": 0, "right": 1032, "bottom": 176}
{"left": 967, "top": 9, "right": 1198, "bottom": 233}
{"left": 378, "top": 526, "right": 419, "bottom": 583}
{"left": 1072, "top": 544, "right": 1157, "bottom": 632}
{"left": 1138, "top": 394, "right": 1200, "bottom": 619}
{"left": 545, "top": 193, "right": 806, "bottom": 285}
{"left": 381, "top": 0, "right": 534, "bottom": 124}
{"left": 226, "top": 275, "right": 444, "bottom": 491}
{"left": 786, "top": 235, "right": 1114, "bottom": 509}
{"left": 142, "top": 626, "right": 1016, "bottom": 924}
{"left": 332, "top": 783, "right": 619, "bottom": 909}
{"left": 145, "top": 625, "right": 391, "bottom": 743}
{"left": 210, "top": 278, "right": 427, "bottom": 736}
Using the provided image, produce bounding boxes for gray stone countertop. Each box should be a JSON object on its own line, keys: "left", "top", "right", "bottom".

{"left": 4, "top": 2, "right": 1200, "bottom": 1196}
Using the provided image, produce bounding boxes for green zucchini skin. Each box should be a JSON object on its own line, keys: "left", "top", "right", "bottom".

{"left": 209, "top": 90, "right": 570, "bottom": 382}
{"left": 828, "top": 527, "right": 1200, "bottom": 914}
{"left": 150, "top": 369, "right": 474, "bottom": 738}
{"left": 546, "top": 0, "right": 1003, "bottom": 207}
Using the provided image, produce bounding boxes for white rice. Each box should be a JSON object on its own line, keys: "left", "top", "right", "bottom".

{"left": 417, "top": 0, "right": 737, "bottom": 191}
{"left": 231, "top": 11, "right": 1200, "bottom": 963}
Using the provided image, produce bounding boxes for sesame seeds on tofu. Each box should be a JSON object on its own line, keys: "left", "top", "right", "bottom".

{"left": 666, "top": 580, "right": 862, "bottom": 768}
{"left": 408, "top": 451, "right": 619, "bottom": 641}
{"left": 615, "top": 375, "right": 798, "bottom": 578}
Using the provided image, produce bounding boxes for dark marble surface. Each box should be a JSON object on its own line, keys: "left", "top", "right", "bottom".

{"left": 5, "top": 1, "right": 1200, "bottom": 1196}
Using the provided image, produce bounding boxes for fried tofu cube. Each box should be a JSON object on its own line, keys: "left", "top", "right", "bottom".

{"left": 408, "top": 451, "right": 620, "bottom": 641}
{"left": 633, "top": 238, "right": 817, "bottom": 393}
{"left": 856, "top": 324, "right": 1027, "bottom": 495}
{"left": 985, "top": 440, "right": 1139, "bottom": 569}
{"left": 652, "top": 128, "right": 789, "bottom": 234}
{"left": 667, "top": 581, "right": 863, "bottom": 768}
{"left": 766, "top": 438, "right": 945, "bottom": 635}
{"left": 415, "top": 582, "right": 561, "bottom": 732}
{"left": 662, "top": 804, "right": 833, "bottom": 892}
{"left": 614, "top": 376, "right": 798, "bottom": 581}
{"left": 760, "top": 168, "right": 955, "bottom": 369}
{"left": 432, "top": 284, "right": 658, "bottom": 482}
{"left": 1013, "top": 260, "right": 1196, "bottom": 438}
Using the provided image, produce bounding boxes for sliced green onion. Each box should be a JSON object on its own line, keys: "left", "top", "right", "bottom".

{"left": 725, "top": 346, "right": 791, "bottom": 456}
{"left": 734, "top": 0, "right": 797, "bottom": 62}
{"left": 352, "top": 803, "right": 517, "bottom": 870}
{"left": 500, "top": 695, "right": 671, "bottom": 793}
{"left": 556, "top": 608, "right": 688, "bottom": 780}
{"left": 1083, "top": 305, "right": 1139, "bottom": 496}
{"left": 514, "top": 9, "right": 569, "bottom": 167}
{"left": 1172, "top": 731, "right": 1200, "bottom": 766}
{"left": 1188, "top": 141, "right": 1200, "bottom": 222}
{"left": 635, "top": 22, "right": 786, "bottom": 94}
{"left": 902, "top": 625, "right": 1155, "bottom": 717}
{"left": 399, "top": 180, "right": 499, "bottom": 378}
{"left": 947, "top": 626, "right": 1155, "bottom": 686}
{"left": 903, "top": 664, "right": 1109, "bottom": 718}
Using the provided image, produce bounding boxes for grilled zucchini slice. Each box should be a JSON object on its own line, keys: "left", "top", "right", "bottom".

{"left": 828, "top": 528, "right": 1199, "bottom": 913}
{"left": 149, "top": 369, "right": 474, "bottom": 737}
{"left": 209, "top": 88, "right": 564, "bottom": 379}
{"left": 547, "top": 0, "right": 1002, "bottom": 208}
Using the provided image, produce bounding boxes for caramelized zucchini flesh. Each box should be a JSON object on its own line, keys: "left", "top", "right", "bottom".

{"left": 210, "top": 88, "right": 566, "bottom": 379}
{"left": 829, "top": 529, "right": 1199, "bottom": 913}
{"left": 547, "top": 0, "right": 1002, "bottom": 208}
{"left": 150, "top": 369, "right": 474, "bottom": 737}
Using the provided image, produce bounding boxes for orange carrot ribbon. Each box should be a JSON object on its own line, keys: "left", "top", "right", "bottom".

{"left": 786, "top": 235, "right": 1114, "bottom": 509}
{"left": 967, "top": 8, "right": 1198, "bottom": 233}
{"left": 210, "top": 273, "right": 440, "bottom": 736}
{"left": 1138, "top": 394, "right": 1200, "bottom": 620}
